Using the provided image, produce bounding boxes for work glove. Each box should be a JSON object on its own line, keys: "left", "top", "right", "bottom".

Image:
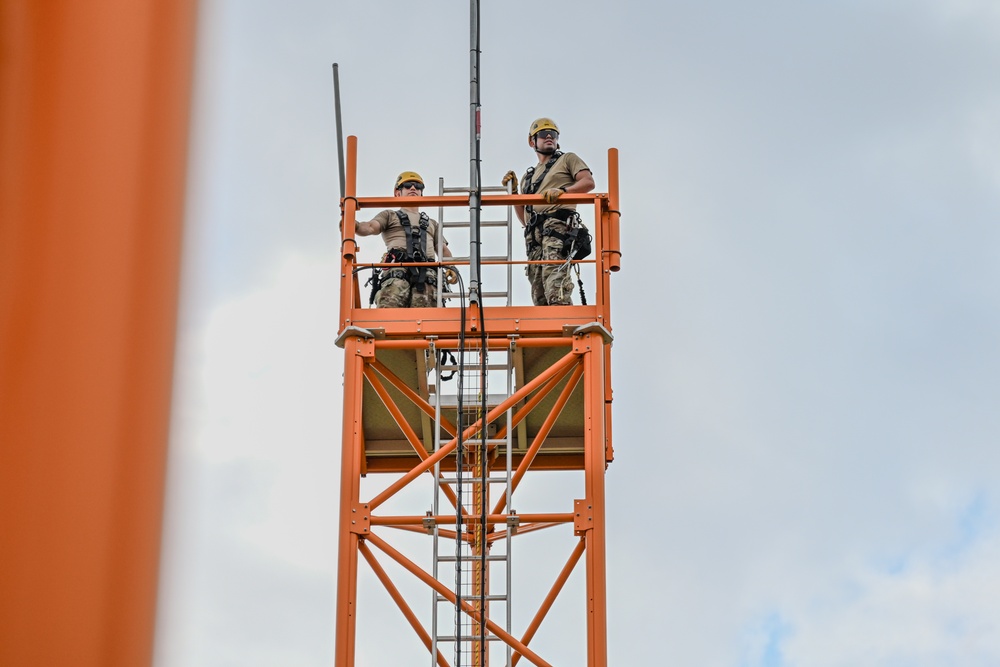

{"left": 542, "top": 188, "right": 564, "bottom": 204}
{"left": 443, "top": 266, "right": 460, "bottom": 285}
{"left": 501, "top": 170, "right": 519, "bottom": 194}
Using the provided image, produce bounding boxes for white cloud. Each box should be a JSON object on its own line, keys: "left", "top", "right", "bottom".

{"left": 784, "top": 526, "right": 1000, "bottom": 666}
{"left": 158, "top": 254, "right": 342, "bottom": 665}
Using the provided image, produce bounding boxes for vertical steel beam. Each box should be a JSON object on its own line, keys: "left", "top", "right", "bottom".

{"left": 339, "top": 136, "right": 360, "bottom": 325}
{"left": 580, "top": 333, "right": 609, "bottom": 667}
{"left": 334, "top": 336, "right": 370, "bottom": 666}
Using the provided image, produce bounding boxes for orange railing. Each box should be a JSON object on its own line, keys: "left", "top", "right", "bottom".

{"left": 337, "top": 136, "right": 620, "bottom": 337}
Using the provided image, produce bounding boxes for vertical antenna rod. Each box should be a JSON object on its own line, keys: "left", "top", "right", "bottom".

{"left": 467, "top": 0, "right": 482, "bottom": 306}
{"left": 332, "top": 63, "right": 346, "bottom": 201}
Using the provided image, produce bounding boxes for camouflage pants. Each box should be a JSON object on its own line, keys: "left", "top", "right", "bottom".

{"left": 376, "top": 269, "right": 441, "bottom": 308}
{"left": 525, "top": 218, "right": 574, "bottom": 306}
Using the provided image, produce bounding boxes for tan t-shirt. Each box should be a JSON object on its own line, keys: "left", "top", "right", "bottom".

{"left": 367, "top": 207, "right": 448, "bottom": 260}
{"left": 520, "top": 152, "right": 591, "bottom": 215}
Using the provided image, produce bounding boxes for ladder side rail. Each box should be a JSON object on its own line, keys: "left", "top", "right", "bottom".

{"left": 505, "top": 182, "right": 514, "bottom": 307}
{"left": 505, "top": 340, "right": 516, "bottom": 666}
{"left": 437, "top": 177, "right": 446, "bottom": 308}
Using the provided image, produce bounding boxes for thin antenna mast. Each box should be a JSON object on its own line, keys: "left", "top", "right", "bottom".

{"left": 332, "top": 63, "right": 346, "bottom": 201}
{"left": 468, "top": 0, "right": 482, "bottom": 305}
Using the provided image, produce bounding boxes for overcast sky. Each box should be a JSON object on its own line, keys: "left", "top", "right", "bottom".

{"left": 155, "top": 1, "right": 1000, "bottom": 665}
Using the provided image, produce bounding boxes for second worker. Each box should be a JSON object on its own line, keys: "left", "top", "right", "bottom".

{"left": 509, "top": 118, "right": 595, "bottom": 306}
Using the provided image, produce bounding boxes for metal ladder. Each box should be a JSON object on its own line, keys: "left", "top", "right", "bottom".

{"left": 429, "top": 181, "right": 518, "bottom": 666}
{"left": 435, "top": 180, "right": 516, "bottom": 307}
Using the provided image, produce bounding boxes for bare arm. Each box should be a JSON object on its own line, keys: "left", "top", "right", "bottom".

{"left": 355, "top": 218, "right": 383, "bottom": 236}
{"left": 566, "top": 169, "right": 595, "bottom": 194}
{"left": 514, "top": 204, "right": 525, "bottom": 225}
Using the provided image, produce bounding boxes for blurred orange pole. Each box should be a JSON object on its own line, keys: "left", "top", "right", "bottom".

{"left": 0, "top": 2, "right": 197, "bottom": 666}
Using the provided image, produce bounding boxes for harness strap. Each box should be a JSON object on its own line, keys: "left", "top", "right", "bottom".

{"left": 541, "top": 213, "right": 583, "bottom": 253}
{"left": 396, "top": 210, "right": 431, "bottom": 293}
{"left": 522, "top": 151, "right": 564, "bottom": 220}
{"left": 532, "top": 208, "right": 576, "bottom": 224}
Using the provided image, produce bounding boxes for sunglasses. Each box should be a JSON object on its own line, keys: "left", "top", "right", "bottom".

{"left": 535, "top": 130, "right": 559, "bottom": 140}
{"left": 398, "top": 181, "right": 424, "bottom": 191}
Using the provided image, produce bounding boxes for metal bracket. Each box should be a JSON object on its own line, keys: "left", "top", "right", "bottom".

{"left": 349, "top": 502, "right": 370, "bottom": 535}
{"left": 334, "top": 325, "right": 374, "bottom": 348}
{"left": 338, "top": 335, "right": 374, "bottom": 358}
{"left": 422, "top": 512, "right": 436, "bottom": 533}
{"left": 506, "top": 512, "right": 520, "bottom": 535}
{"left": 571, "top": 321, "right": 614, "bottom": 345}
{"left": 574, "top": 499, "right": 593, "bottom": 536}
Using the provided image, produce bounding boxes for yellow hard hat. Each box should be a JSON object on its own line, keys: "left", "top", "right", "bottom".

{"left": 394, "top": 171, "right": 424, "bottom": 189}
{"left": 528, "top": 117, "right": 559, "bottom": 138}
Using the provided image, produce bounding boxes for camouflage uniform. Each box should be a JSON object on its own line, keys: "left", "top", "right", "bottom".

{"left": 525, "top": 219, "right": 573, "bottom": 306}
{"left": 376, "top": 268, "right": 441, "bottom": 308}
{"left": 364, "top": 207, "right": 448, "bottom": 308}
{"left": 521, "top": 151, "right": 590, "bottom": 306}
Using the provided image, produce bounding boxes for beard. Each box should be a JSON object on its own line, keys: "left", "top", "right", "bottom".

{"left": 536, "top": 144, "right": 556, "bottom": 156}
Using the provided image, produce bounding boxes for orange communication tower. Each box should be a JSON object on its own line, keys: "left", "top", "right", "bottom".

{"left": 333, "top": 136, "right": 621, "bottom": 667}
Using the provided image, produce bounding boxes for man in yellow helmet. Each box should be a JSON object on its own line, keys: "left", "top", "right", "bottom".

{"left": 510, "top": 118, "right": 594, "bottom": 306}
{"left": 355, "top": 171, "right": 453, "bottom": 308}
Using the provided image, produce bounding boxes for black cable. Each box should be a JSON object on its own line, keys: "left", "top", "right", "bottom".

{"left": 472, "top": 11, "right": 489, "bottom": 665}
{"left": 453, "top": 267, "right": 466, "bottom": 660}
{"left": 469, "top": 9, "right": 489, "bottom": 661}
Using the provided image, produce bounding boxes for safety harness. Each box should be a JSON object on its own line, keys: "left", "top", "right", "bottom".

{"left": 522, "top": 151, "right": 564, "bottom": 255}
{"left": 365, "top": 209, "right": 436, "bottom": 304}
{"left": 397, "top": 209, "right": 431, "bottom": 292}
{"left": 522, "top": 151, "right": 564, "bottom": 219}
{"left": 522, "top": 152, "right": 592, "bottom": 260}
{"left": 521, "top": 151, "right": 592, "bottom": 305}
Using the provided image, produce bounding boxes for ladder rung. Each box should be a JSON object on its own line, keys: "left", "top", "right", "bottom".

{"left": 437, "top": 363, "right": 510, "bottom": 371}
{"left": 436, "top": 594, "right": 509, "bottom": 603}
{"left": 439, "top": 185, "right": 508, "bottom": 194}
{"left": 446, "top": 254, "right": 510, "bottom": 262}
{"left": 441, "top": 291, "right": 510, "bottom": 299}
{"left": 431, "top": 394, "right": 511, "bottom": 409}
{"left": 443, "top": 220, "right": 510, "bottom": 228}
{"left": 434, "top": 635, "right": 504, "bottom": 643}
{"left": 439, "top": 478, "right": 511, "bottom": 486}
{"left": 436, "top": 553, "right": 508, "bottom": 562}
{"left": 451, "top": 439, "right": 512, "bottom": 447}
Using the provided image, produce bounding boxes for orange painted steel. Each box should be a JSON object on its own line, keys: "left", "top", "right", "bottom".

{"left": 373, "top": 337, "right": 573, "bottom": 350}
{"left": 368, "top": 358, "right": 459, "bottom": 435}
{"left": 358, "top": 541, "right": 451, "bottom": 667}
{"left": 492, "top": 363, "right": 587, "bottom": 516}
{"left": 335, "top": 333, "right": 366, "bottom": 666}
{"left": 370, "top": 513, "right": 575, "bottom": 527}
{"left": 365, "top": 532, "right": 553, "bottom": 667}
{"left": 362, "top": 366, "right": 461, "bottom": 510}
{"left": 365, "top": 350, "right": 581, "bottom": 512}
{"left": 334, "top": 136, "right": 618, "bottom": 666}
{"left": 582, "top": 331, "right": 610, "bottom": 665}
{"left": 0, "top": 3, "right": 197, "bottom": 667}
{"left": 511, "top": 539, "right": 588, "bottom": 667}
